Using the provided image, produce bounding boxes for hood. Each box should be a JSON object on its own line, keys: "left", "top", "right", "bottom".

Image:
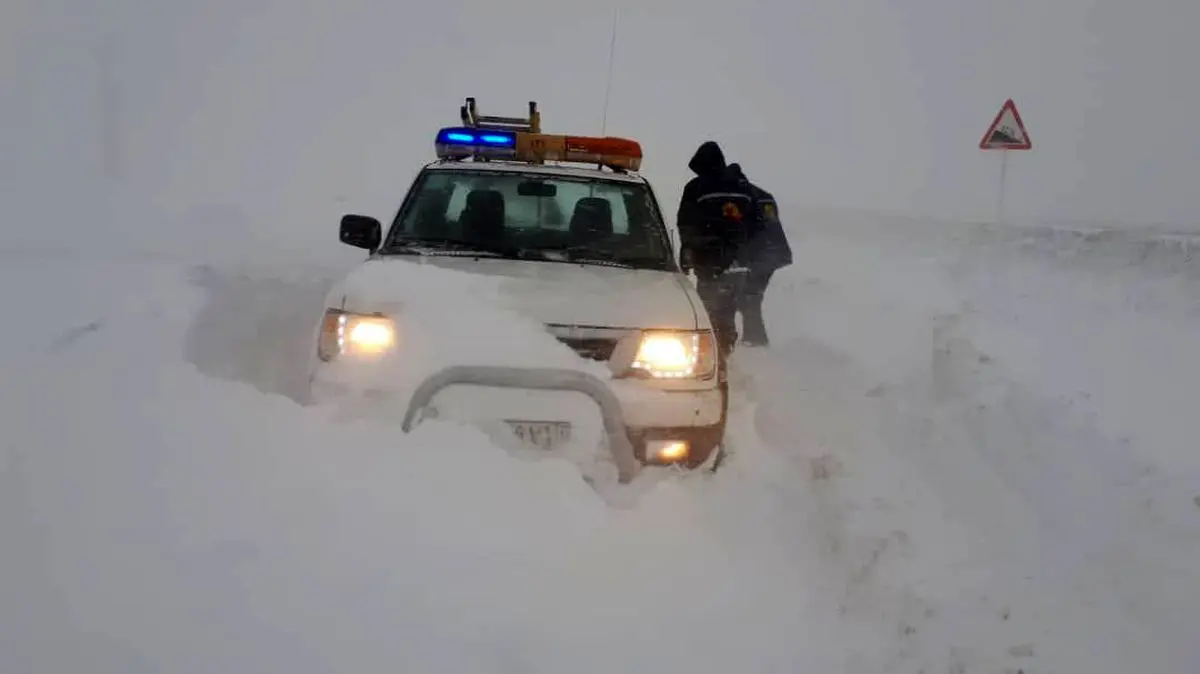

{"left": 725, "top": 161, "right": 751, "bottom": 188}
{"left": 687, "top": 141, "right": 726, "bottom": 176}
{"left": 333, "top": 256, "right": 700, "bottom": 330}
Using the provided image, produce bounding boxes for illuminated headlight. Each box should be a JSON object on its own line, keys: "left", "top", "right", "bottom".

{"left": 317, "top": 309, "right": 396, "bottom": 361}
{"left": 629, "top": 330, "right": 717, "bottom": 379}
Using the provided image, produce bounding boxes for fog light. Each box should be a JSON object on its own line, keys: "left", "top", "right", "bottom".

{"left": 647, "top": 439, "right": 689, "bottom": 463}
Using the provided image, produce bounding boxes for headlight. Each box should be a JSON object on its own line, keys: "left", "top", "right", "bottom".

{"left": 628, "top": 330, "right": 717, "bottom": 379}
{"left": 317, "top": 309, "right": 396, "bottom": 361}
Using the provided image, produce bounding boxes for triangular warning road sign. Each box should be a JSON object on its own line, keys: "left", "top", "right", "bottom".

{"left": 979, "top": 99, "right": 1032, "bottom": 150}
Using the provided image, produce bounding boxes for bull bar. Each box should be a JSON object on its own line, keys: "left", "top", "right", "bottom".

{"left": 401, "top": 365, "right": 640, "bottom": 483}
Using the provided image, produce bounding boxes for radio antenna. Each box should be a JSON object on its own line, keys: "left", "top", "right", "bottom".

{"left": 600, "top": 5, "right": 619, "bottom": 136}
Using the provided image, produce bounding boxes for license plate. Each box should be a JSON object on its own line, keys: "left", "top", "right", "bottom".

{"left": 505, "top": 420, "right": 572, "bottom": 450}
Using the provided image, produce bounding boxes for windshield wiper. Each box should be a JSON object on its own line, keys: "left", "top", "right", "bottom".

{"left": 523, "top": 245, "right": 633, "bottom": 268}
{"left": 383, "top": 238, "right": 520, "bottom": 259}
{"left": 386, "top": 239, "right": 666, "bottom": 270}
{"left": 566, "top": 245, "right": 669, "bottom": 269}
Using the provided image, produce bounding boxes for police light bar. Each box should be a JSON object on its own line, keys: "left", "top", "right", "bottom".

{"left": 435, "top": 127, "right": 518, "bottom": 160}
{"left": 434, "top": 127, "right": 643, "bottom": 171}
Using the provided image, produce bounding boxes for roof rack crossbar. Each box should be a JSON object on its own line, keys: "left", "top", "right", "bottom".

{"left": 459, "top": 97, "right": 541, "bottom": 133}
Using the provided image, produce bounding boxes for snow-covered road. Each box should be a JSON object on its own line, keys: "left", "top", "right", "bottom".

{"left": 1, "top": 211, "right": 1196, "bottom": 673}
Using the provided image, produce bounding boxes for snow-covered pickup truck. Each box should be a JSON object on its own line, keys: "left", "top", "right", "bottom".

{"left": 306, "top": 98, "right": 726, "bottom": 472}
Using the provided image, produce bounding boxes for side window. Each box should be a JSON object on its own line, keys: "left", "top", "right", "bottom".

{"left": 397, "top": 173, "right": 460, "bottom": 238}
{"left": 443, "top": 180, "right": 470, "bottom": 223}
{"left": 622, "top": 189, "right": 655, "bottom": 240}
{"left": 602, "top": 191, "right": 630, "bottom": 234}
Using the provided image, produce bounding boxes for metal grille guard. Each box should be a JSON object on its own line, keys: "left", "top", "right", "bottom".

{"left": 401, "top": 365, "right": 639, "bottom": 483}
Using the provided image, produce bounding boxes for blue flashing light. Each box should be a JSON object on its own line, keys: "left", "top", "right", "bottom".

{"left": 435, "top": 127, "right": 516, "bottom": 148}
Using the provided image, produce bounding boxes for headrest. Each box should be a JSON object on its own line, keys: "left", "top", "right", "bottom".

{"left": 465, "top": 189, "right": 505, "bottom": 212}
{"left": 570, "top": 197, "right": 613, "bottom": 235}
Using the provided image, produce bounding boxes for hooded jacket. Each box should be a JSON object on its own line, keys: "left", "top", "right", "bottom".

{"left": 675, "top": 141, "right": 759, "bottom": 274}
{"left": 727, "top": 163, "right": 792, "bottom": 271}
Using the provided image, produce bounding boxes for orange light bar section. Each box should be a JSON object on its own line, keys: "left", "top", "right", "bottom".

{"left": 515, "top": 132, "right": 567, "bottom": 163}
{"left": 515, "top": 132, "right": 643, "bottom": 171}
{"left": 565, "top": 136, "right": 643, "bottom": 170}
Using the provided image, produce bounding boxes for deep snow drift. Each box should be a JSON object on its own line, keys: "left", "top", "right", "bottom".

{"left": 1, "top": 210, "right": 1197, "bottom": 673}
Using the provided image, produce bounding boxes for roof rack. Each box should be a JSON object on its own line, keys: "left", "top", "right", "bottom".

{"left": 459, "top": 97, "right": 542, "bottom": 134}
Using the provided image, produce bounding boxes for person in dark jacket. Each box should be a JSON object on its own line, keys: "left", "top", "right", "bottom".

{"left": 676, "top": 141, "right": 762, "bottom": 357}
{"left": 727, "top": 162, "right": 792, "bottom": 347}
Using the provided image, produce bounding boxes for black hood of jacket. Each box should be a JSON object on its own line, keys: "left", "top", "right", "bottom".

{"left": 726, "top": 162, "right": 751, "bottom": 185}
{"left": 687, "top": 141, "right": 726, "bottom": 176}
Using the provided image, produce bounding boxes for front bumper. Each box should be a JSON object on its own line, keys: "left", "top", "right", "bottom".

{"left": 309, "top": 363, "right": 725, "bottom": 465}
{"left": 310, "top": 367, "right": 723, "bottom": 428}
{"left": 600, "top": 377, "right": 723, "bottom": 429}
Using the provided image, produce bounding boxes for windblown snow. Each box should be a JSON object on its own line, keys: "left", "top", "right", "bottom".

{"left": 1, "top": 210, "right": 1198, "bottom": 673}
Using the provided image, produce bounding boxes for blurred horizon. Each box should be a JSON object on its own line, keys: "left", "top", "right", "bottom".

{"left": 4, "top": 0, "right": 1199, "bottom": 256}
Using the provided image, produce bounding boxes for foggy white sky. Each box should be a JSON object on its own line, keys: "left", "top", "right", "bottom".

{"left": 4, "top": 0, "right": 1199, "bottom": 251}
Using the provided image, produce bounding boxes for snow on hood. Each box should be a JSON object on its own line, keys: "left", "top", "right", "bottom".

{"left": 333, "top": 256, "right": 700, "bottom": 330}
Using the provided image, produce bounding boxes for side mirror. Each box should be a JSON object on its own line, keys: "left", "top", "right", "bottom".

{"left": 339, "top": 214, "right": 382, "bottom": 250}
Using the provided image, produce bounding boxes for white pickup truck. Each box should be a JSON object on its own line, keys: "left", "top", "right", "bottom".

{"left": 305, "top": 99, "right": 727, "bottom": 471}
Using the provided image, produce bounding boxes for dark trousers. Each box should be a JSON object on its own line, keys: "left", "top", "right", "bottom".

{"left": 737, "top": 268, "right": 775, "bottom": 345}
{"left": 695, "top": 268, "right": 746, "bottom": 358}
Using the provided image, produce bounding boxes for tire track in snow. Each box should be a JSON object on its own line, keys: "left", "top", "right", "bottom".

{"left": 732, "top": 276, "right": 1170, "bottom": 671}
{"left": 732, "top": 338, "right": 1040, "bottom": 674}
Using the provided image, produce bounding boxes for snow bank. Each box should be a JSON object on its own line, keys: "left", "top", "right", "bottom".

{"left": 196, "top": 255, "right": 626, "bottom": 485}
{"left": 752, "top": 211, "right": 1200, "bottom": 672}
{"left": 779, "top": 208, "right": 1200, "bottom": 478}
{"left": 4, "top": 205, "right": 1197, "bottom": 674}
{"left": 0, "top": 255, "right": 881, "bottom": 673}
{"left": 317, "top": 258, "right": 615, "bottom": 445}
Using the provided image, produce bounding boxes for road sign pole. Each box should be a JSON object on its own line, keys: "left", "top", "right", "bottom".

{"left": 995, "top": 150, "right": 1009, "bottom": 225}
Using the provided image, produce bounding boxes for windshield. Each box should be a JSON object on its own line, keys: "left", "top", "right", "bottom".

{"left": 379, "top": 167, "right": 676, "bottom": 271}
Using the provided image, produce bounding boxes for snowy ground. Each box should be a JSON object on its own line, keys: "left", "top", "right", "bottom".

{"left": 1, "top": 209, "right": 1197, "bottom": 673}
